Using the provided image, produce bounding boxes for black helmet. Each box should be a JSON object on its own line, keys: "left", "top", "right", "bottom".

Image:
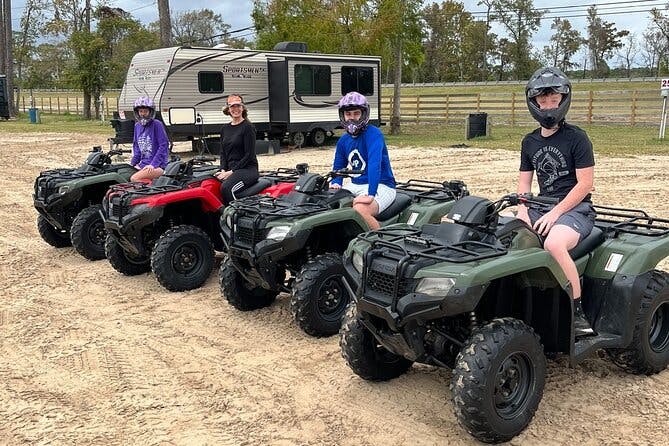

{"left": 525, "top": 67, "right": 571, "bottom": 129}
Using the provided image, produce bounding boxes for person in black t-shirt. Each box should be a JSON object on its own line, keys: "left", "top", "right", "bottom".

{"left": 516, "top": 67, "right": 596, "bottom": 336}
{"left": 215, "top": 94, "right": 259, "bottom": 204}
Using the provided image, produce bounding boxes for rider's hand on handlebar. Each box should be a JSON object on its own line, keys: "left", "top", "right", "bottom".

{"left": 516, "top": 205, "right": 531, "bottom": 226}
{"left": 329, "top": 183, "right": 342, "bottom": 190}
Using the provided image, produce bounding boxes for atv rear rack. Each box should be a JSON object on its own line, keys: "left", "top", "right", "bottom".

{"left": 594, "top": 204, "right": 669, "bottom": 237}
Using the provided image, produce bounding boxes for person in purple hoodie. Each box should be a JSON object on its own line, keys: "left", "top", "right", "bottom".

{"left": 129, "top": 96, "right": 169, "bottom": 182}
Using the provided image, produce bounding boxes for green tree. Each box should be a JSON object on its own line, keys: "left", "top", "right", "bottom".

{"left": 491, "top": 0, "right": 543, "bottom": 80}
{"left": 586, "top": 5, "right": 628, "bottom": 78}
{"left": 169, "top": 9, "right": 242, "bottom": 47}
{"left": 542, "top": 18, "right": 583, "bottom": 72}
{"left": 421, "top": 1, "right": 491, "bottom": 82}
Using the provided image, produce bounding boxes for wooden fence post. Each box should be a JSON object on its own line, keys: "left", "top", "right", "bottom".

{"left": 49, "top": 97, "right": 52, "bottom": 113}
{"left": 511, "top": 92, "right": 516, "bottom": 126}
{"left": 416, "top": 96, "right": 421, "bottom": 123}
{"left": 57, "top": 97, "right": 60, "bottom": 114}
{"left": 445, "top": 95, "right": 449, "bottom": 124}
{"left": 631, "top": 90, "right": 637, "bottom": 126}
{"left": 476, "top": 93, "right": 481, "bottom": 112}
{"left": 75, "top": 97, "right": 79, "bottom": 115}
{"left": 587, "top": 91, "right": 594, "bottom": 124}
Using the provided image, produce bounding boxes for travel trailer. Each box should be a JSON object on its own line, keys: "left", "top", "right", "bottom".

{"left": 111, "top": 43, "right": 381, "bottom": 150}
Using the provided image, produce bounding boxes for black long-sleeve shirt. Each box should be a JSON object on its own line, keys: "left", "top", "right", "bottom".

{"left": 219, "top": 120, "right": 258, "bottom": 171}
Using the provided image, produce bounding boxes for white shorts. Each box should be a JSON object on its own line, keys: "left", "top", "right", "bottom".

{"left": 343, "top": 183, "right": 396, "bottom": 213}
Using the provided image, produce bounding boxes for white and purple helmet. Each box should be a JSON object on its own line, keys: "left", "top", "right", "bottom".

{"left": 338, "top": 91, "right": 370, "bottom": 136}
{"left": 133, "top": 96, "right": 156, "bottom": 126}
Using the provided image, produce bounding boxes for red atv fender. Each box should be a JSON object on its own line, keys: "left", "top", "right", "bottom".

{"left": 129, "top": 178, "right": 295, "bottom": 212}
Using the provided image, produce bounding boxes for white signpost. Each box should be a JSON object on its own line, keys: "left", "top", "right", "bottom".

{"left": 660, "top": 79, "right": 669, "bottom": 139}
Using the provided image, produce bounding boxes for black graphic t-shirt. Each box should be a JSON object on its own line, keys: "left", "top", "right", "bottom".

{"left": 520, "top": 123, "right": 594, "bottom": 201}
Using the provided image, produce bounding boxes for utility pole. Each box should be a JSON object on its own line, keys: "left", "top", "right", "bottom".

{"left": 157, "top": 0, "right": 171, "bottom": 47}
{"left": 0, "top": 0, "right": 15, "bottom": 117}
{"left": 82, "top": 0, "right": 92, "bottom": 119}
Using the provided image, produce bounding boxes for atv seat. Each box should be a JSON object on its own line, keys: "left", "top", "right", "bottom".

{"left": 378, "top": 192, "right": 413, "bottom": 221}
{"left": 569, "top": 226, "right": 605, "bottom": 259}
{"left": 234, "top": 178, "right": 272, "bottom": 199}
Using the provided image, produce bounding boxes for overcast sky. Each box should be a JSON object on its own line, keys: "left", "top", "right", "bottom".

{"left": 10, "top": 0, "right": 666, "bottom": 62}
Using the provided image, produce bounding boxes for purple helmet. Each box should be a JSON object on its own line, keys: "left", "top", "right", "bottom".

{"left": 133, "top": 96, "right": 156, "bottom": 125}
{"left": 338, "top": 91, "right": 370, "bottom": 136}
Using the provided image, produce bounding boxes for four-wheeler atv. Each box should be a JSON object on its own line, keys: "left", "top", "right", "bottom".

{"left": 339, "top": 193, "right": 669, "bottom": 444}
{"left": 33, "top": 145, "right": 136, "bottom": 260}
{"left": 101, "top": 156, "right": 301, "bottom": 292}
{"left": 219, "top": 169, "right": 468, "bottom": 337}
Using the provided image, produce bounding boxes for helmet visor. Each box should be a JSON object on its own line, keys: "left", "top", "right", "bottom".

{"left": 527, "top": 85, "right": 570, "bottom": 98}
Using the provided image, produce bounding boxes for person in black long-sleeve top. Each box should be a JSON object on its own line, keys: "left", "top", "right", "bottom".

{"left": 215, "top": 94, "right": 259, "bottom": 204}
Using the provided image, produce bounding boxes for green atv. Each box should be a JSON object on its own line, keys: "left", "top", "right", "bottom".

{"left": 339, "top": 193, "right": 669, "bottom": 443}
{"left": 33, "top": 146, "right": 136, "bottom": 260}
{"left": 219, "top": 167, "right": 468, "bottom": 337}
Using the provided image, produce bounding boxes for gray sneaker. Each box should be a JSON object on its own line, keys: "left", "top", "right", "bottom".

{"left": 574, "top": 314, "right": 595, "bottom": 336}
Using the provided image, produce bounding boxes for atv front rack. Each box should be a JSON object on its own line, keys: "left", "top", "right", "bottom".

{"left": 594, "top": 204, "right": 669, "bottom": 237}
{"left": 396, "top": 179, "right": 468, "bottom": 203}
{"left": 359, "top": 226, "right": 508, "bottom": 265}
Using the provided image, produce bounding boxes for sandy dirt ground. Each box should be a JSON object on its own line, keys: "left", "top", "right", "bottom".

{"left": 1, "top": 131, "right": 668, "bottom": 445}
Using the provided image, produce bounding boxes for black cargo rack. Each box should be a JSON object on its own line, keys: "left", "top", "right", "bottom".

{"left": 395, "top": 179, "right": 468, "bottom": 203}
{"left": 594, "top": 204, "right": 669, "bottom": 237}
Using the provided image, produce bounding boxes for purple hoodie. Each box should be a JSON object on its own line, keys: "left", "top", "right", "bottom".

{"left": 130, "top": 120, "right": 169, "bottom": 169}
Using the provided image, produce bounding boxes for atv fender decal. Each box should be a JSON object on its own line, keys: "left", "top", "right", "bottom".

{"left": 604, "top": 253, "right": 624, "bottom": 273}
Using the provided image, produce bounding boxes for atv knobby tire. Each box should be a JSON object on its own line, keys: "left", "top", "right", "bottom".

{"left": 607, "top": 270, "right": 669, "bottom": 375}
{"left": 339, "top": 303, "right": 413, "bottom": 381}
{"left": 219, "top": 257, "right": 278, "bottom": 310}
{"left": 105, "top": 234, "right": 151, "bottom": 276}
{"left": 37, "top": 215, "right": 71, "bottom": 248}
{"left": 450, "top": 318, "right": 546, "bottom": 444}
{"left": 71, "top": 205, "right": 106, "bottom": 260}
{"left": 151, "top": 225, "right": 214, "bottom": 292}
{"left": 290, "top": 252, "right": 352, "bottom": 337}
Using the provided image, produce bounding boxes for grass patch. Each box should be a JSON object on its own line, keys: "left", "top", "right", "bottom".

{"left": 0, "top": 112, "right": 112, "bottom": 135}
{"left": 382, "top": 122, "right": 669, "bottom": 157}
{"left": 2, "top": 113, "right": 668, "bottom": 157}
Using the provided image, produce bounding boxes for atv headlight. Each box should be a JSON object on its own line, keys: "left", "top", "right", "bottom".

{"left": 225, "top": 213, "right": 233, "bottom": 229}
{"left": 266, "top": 225, "right": 291, "bottom": 241}
{"left": 351, "top": 251, "right": 364, "bottom": 273}
{"left": 415, "top": 278, "right": 456, "bottom": 297}
{"left": 58, "top": 185, "right": 71, "bottom": 195}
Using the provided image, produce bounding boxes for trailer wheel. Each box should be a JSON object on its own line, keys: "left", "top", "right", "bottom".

{"left": 37, "top": 215, "right": 71, "bottom": 248}
{"left": 288, "top": 131, "right": 305, "bottom": 147}
{"left": 308, "top": 128, "right": 326, "bottom": 147}
{"left": 607, "top": 270, "right": 669, "bottom": 375}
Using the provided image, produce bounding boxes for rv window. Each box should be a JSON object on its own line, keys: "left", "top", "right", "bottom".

{"left": 198, "top": 72, "right": 224, "bottom": 93}
{"left": 295, "top": 65, "right": 331, "bottom": 96}
{"left": 342, "top": 67, "right": 374, "bottom": 96}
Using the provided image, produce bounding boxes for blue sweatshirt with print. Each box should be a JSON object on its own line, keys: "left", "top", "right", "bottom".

{"left": 330, "top": 125, "right": 395, "bottom": 196}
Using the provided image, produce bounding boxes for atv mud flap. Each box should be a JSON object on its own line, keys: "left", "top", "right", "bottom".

{"left": 359, "top": 316, "right": 422, "bottom": 361}
{"left": 33, "top": 191, "right": 82, "bottom": 229}
{"left": 228, "top": 246, "right": 284, "bottom": 291}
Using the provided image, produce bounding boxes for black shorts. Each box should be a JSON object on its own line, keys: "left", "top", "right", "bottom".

{"left": 528, "top": 201, "right": 596, "bottom": 242}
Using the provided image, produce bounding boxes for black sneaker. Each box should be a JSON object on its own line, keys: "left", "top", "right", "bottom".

{"left": 574, "top": 314, "right": 595, "bottom": 336}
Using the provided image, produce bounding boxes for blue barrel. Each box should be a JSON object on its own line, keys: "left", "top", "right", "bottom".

{"left": 29, "top": 107, "right": 40, "bottom": 124}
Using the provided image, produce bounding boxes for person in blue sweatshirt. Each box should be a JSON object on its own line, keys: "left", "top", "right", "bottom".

{"left": 129, "top": 96, "right": 169, "bottom": 182}
{"left": 330, "top": 91, "right": 396, "bottom": 230}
